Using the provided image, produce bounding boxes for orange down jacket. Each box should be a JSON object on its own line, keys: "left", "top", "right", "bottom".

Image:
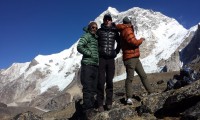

{"left": 116, "top": 24, "right": 143, "bottom": 60}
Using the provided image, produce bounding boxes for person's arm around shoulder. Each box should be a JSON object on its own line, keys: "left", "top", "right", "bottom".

{"left": 116, "top": 24, "right": 125, "bottom": 31}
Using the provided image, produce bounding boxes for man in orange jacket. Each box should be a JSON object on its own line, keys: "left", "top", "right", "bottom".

{"left": 116, "top": 16, "right": 153, "bottom": 105}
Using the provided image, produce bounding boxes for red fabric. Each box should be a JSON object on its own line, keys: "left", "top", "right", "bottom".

{"left": 116, "top": 24, "right": 143, "bottom": 60}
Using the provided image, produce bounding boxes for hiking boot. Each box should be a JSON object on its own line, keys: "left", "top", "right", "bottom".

{"left": 98, "top": 106, "right": 104, "bottom": 112}
{"left": 106, "top": 105, "right": 112, "bottom": 110}
{"left": 126, "top": 98, "right": 133, "bottom": 105}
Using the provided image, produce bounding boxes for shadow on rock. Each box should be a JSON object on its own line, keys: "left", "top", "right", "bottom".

{"left": 154, "top": 96, "right": 200, "bottom": 119}
{"left": 69, "top": 99, "right": 84, "bottom": 120}
{"left": 136, "top": 105, "right": 152, "bottom": 116}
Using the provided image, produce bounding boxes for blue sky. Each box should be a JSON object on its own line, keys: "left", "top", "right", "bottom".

{"left": 0, "top": 0, "right": 199, "bottom": 69}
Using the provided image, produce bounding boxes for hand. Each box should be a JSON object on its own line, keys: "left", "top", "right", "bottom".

{"left": 141, "top": 38, "right": 145, "bottom": 41}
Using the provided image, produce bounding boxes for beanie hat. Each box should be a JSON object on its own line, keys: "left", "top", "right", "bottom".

{"left": 88, "top": 21, "right": 97, "bottom": 30}
{"left": 103, "top": 13, "right": 112, "bottom": 21}
{"left": 123, "top": 16, "right": 131, "bottom": 24}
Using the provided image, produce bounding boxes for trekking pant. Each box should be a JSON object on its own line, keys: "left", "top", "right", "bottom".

{"left": 124, "top": 58, "right": 153, "bottom": 98}
{"left": 97, "top": 58, "right": 115, "bottom": 106}
{"left": 80, "top": 64, "right": 98, "bottom": 111}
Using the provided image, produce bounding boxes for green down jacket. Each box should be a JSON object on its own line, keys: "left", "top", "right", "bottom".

{"left": 77, "top": 27, "right": 99, "bottom": 66}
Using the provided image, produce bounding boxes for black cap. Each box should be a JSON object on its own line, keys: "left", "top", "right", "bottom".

{"left": 103, "top": 13, "right": 112, "bottom": 21}
{"left": 123, "top": 16, "right": 131, "bottom": 24}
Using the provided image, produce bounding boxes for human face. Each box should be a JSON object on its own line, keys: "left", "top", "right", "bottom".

{"left": 90, "top": 25, "right": 98, "bottom": 34}
{"left": 104, "top": 18, "right": 112, "bottom": 27}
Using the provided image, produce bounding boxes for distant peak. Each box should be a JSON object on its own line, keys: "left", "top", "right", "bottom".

{"left": 106, "top": 6, "right": 119, "bottom": 15}
{"left": 126, "top": 7, "right": 144, "bottom": 11}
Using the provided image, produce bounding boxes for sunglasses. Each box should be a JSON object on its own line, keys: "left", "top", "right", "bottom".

{"left": 104, "top": 17, "right": 112, "bottom": 21}
{"left": 91, "top": 26, "right": 97, "bottom": 30}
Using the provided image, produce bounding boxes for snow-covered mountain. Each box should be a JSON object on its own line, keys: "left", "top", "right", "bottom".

{"left": 0, "top": 7, "right": 199, "bottom": 107}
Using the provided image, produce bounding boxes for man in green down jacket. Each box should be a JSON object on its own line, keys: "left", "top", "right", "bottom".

{"left": 77, "top": 21, "right": 99, "bottom": 120}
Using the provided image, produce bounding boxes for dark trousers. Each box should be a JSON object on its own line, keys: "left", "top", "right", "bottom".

{"left": 97, "top": 58, "right": 115, "bottom": 106}
{"left": 80, "top": 64, "right": 98, "bottom": 111}
{"left": 124, "top": 58, "right": 153, "bottom": 98}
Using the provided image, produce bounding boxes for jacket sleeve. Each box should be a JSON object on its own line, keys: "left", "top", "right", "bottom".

{"left": 116, "top": 24, "right": 123, "bottom": 31}
{"left": 77, "top": 35, "right": 91, "bottom": 57}
{"left": 127, "top": 28, "right": 143, "bottom": 47}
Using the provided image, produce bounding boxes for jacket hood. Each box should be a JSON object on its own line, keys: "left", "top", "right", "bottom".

{"left": 83, "top": 26, "right": 89, "bottom": 33}
{"left": 83, "top": 26, "right": 98, "bottom": 38}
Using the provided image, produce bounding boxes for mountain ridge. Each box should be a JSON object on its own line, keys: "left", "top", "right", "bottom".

{"left": 0, "top": 6, "right": 199, "bottom": 107}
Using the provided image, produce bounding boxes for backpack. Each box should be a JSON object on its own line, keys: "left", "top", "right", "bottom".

{"left": 165, "top": 67, "right": 200, "bottom": 91}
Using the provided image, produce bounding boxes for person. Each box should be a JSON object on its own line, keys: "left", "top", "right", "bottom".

{"left": 77, "top": 21, "right": 99, "bottom": 119}
{"left": 116, "top": 16, "right": 153, "bottom": 105}
{"left": 96, "top": 13, "right": 120, "bottom": 112}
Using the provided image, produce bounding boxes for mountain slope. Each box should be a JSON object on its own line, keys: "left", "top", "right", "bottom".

{"left": 0, "top": 7, "right": 199, "bottom": 107}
